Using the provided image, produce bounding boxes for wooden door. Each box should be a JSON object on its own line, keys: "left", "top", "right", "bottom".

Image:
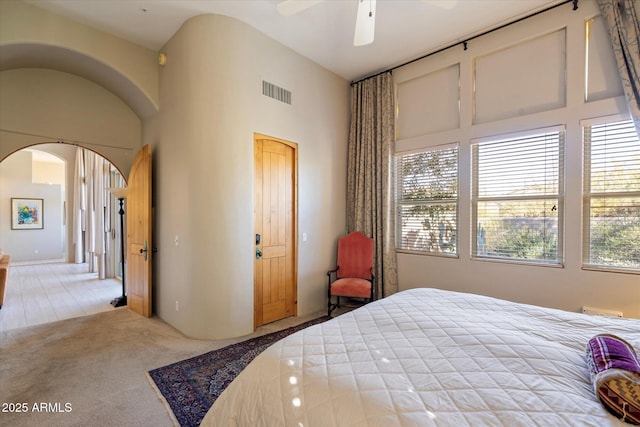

{"left": 126, "top": 144, "right": 153, "bottom": 317}
{"left": 254, "top": 135, "right": 297, "bottom": 328}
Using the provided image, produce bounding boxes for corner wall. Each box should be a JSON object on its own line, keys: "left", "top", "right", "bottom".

{"left": 150, "top": 14, "right": 349, "bottom": 339}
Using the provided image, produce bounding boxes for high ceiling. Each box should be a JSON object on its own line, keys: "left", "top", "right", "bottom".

{"left": 24, "top": 0, "right": 568, "bottom": 81}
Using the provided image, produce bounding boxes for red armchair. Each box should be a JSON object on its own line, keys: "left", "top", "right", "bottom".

{"left": 327, "top": 231, "right": 375, "bottom": 317}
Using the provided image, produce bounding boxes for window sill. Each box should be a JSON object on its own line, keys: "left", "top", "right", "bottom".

{"left": 582, "top": 265, "right": 640, "bottom": 275}
{"left": 396, "top": 249, "right": 459, "bottom": 259}
{"left": 471, "top": 256, "right": 564, "bottom": 268}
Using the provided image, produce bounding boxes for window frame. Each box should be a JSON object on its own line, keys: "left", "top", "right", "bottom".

{"left": 471, "top": 126, "right": 565, "bottom": 266}
{"left": 581, "top": 115, "right": 640, "bottom": 274}
{"left": 395, "top": 143, "right": 459, "bottom": 257}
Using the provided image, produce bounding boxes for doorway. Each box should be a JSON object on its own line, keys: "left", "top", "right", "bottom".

{"left": 0, "top": 143, "right": 126, "bottom": 330}
{"left": 254, "top": 134, "right": 298, "bottom": 328}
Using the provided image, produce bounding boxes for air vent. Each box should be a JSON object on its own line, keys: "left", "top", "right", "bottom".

{"left": 581, "top": 306, "right": 623, "bottom": 318}
{"left": 262, "top": 80, "right": 291, "bottom": 105}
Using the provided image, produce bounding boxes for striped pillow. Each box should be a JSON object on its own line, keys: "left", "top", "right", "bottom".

{"left": 586, "top": 334, "right": 640, "bottom": 425}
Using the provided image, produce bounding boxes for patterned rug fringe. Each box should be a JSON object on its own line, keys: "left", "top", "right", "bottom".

{"left": 145, "top": 372, "right": 180, "bottom": 427}
{"left": 147, "top": 316, "right": 328, "bottom": 427}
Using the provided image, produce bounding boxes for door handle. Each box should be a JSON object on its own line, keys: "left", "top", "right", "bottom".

{"left": 139, "top": 240, "right": 148, "bottom": 261}
{"left": 256, "top": 248, "right": 262, "bottom": 259}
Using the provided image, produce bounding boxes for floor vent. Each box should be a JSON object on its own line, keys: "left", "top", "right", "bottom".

{"left": 262, "top": 80, "right": 291, "bottom": 105}
{"left": 581, "top": 306, "right": 623, "bottom": 318}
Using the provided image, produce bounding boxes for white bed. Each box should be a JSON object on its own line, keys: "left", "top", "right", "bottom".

{"left": 201, "top": 288, "right": 640, "bottom": 426}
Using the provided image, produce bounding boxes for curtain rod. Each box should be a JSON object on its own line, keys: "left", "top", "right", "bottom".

{"left": 350, "top": 0, "right": 578, "bottom": 86}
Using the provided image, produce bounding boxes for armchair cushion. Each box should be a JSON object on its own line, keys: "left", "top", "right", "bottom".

{"left": 330, "top": 278, "right": 372, "bottom": 299}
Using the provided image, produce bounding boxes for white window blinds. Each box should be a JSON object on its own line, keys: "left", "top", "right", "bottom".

{"left": 472, "top": 128, "right": 564, "bottom": 264}
{"left": 583, "top": 119, "right": 640, "bottom": 271}
{"left": 396, "top": 145, "right": 458, "bottom": 255}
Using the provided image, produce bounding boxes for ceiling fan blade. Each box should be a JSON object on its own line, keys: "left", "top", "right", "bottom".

{"left": 277, "top": 0, "right": 323, "bottom": 17}
{"left": 353, "top": 0, "right": 376, "bottom": 46}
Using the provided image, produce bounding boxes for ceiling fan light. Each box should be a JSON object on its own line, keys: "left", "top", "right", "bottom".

{"left": 353, "top": 0, "right": 376, "bottom": 46}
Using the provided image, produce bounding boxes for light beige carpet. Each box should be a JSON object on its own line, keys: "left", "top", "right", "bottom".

{"left": 0, "top": 308, "right": 326, "bottom": 427}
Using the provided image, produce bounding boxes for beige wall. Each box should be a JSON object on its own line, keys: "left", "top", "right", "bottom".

{"left": 150, "top": 14, "right": 349, "bottom": 338}
{"left": 0, "top": 150, "right": 64, "bottom": 262}
{"left": 0, "top": 68, "right": 140, "bottom": 174}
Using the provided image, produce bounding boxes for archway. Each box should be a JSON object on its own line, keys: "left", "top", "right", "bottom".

{"left": 0, "top": 27, "right": 156, "bottom": 328}
{"left": 0, "top": 41, "right": 158, "bottom": 170}
{"left": 0, "top": 143, "right": 126, "bottom": 330}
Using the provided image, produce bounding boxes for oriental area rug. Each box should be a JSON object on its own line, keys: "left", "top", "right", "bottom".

{"left": 147, "top": 316, "right": 329, "bottom": 427}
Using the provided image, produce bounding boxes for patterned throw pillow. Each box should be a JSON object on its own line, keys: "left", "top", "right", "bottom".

{"left": 586, "top": 334, "right": 640, "bottom": 425}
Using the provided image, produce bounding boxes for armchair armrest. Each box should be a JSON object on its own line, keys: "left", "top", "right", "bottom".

{"left": 327, "top": 266, "right": 339, "bottom": 277}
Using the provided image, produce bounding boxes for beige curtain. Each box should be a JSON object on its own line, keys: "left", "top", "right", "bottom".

{"left": 346, "top": 72, "right": 398, "bottom": 299}
{"left": 72, "top": 147, "right": 86, "bottom": 264}
{"left": 598, "top": 0, "right": 640, "bottom": 135}
{"left": 71, "top": 147, "right": 116, "bottom": 278}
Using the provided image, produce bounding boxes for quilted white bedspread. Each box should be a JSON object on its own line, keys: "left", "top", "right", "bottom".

{"left": 201, "top": 288, "right": 640, "bottom": 426}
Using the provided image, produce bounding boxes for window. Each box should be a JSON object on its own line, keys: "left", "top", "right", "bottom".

{"left": 583, "top": 118, "right": 640, "bottom": 271}
{"left": 472, "top": 127, "right": 564, "bottom": 264}
{"left": 396, "top": 144, "right": 458, "bottom": 255}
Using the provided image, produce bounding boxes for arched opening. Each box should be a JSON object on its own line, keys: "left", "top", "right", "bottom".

{"left": 0, "top": 33, "right": 156, "bottom": 329}
{"left": 0, "top": 142, "right": 127, "bottom": 331}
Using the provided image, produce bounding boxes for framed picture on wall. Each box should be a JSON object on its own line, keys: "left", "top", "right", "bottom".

{"left": 11, "top": 198, "right": 44, "bottom": 230}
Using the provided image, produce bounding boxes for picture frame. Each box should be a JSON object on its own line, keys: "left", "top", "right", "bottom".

{"left": 11, "top": 198, "right": 44, "bottom": 230}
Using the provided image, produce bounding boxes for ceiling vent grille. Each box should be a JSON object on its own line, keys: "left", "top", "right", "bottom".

{"left": 262, "top": 80, "right": 291, "bottom": 105}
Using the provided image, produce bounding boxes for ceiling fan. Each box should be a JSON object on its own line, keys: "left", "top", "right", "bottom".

{"left": 276, "top": 0, "right": 458, "bottom": 47}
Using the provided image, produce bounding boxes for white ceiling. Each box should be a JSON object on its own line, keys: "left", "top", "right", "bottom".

{"left": 23, "top": 0, "right": 567, "bottom": 82}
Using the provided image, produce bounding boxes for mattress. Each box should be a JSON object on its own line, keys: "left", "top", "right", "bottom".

{"left": 201, "top": 288, "right": 640, "bottom": 426}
